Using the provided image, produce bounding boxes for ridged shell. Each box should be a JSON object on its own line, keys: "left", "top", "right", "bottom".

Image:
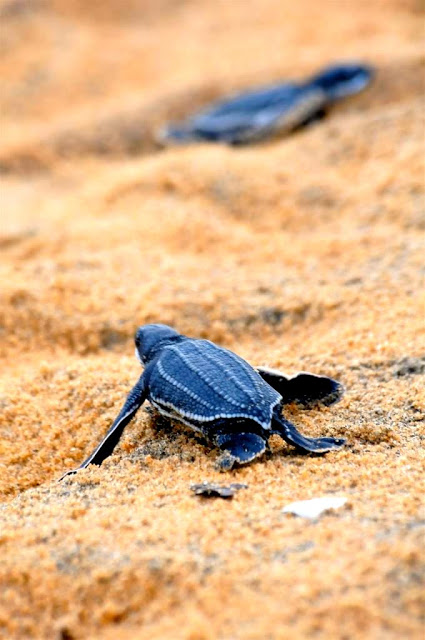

{"left": 147, "top": 339, "right": 280, "bottom": 429}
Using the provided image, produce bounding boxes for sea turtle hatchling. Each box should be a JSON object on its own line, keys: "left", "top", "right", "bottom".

{"left": 60, "top": 324, "right": 345, "bottom": 480}
{"left": 159, "top": 62, "right": 373, "bottom": 145}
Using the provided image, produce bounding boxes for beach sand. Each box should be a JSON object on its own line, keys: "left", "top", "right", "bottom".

{"left": 1, "top": 1, "right": 424, "bottom": 638}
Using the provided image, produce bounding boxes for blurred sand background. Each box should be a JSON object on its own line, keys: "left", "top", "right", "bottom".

{"left": 0, "top": 0, "right": 424, "bottom": 638}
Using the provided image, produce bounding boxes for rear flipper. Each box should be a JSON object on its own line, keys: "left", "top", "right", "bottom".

{"left": 257, "top": 367, "right": 344, "bottom": 408}
{"left": 272, "top": 414, "right": 345, "bottom": 453}
{"left": 214, "top": 431, "right": 267, "bottom": 471}
{"left": 59, "top": 373, "right": 147, "bottom": 481}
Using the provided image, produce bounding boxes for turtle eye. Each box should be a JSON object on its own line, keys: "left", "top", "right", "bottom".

{"left": 135, "top": 328, "right": 143, "bottom": 350}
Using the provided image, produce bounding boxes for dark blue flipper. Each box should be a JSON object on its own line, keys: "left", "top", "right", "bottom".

{"left": 272, "top": 414, "right": 345, "bottom": 453}
{"left": 215, "top": 431, "right": 267, "bottom": 470}
{"left": 257, "top": 368, "right": 344, "bottom": 408}
{"left": 59, "top": 373, "right": 148, "bottom": 481}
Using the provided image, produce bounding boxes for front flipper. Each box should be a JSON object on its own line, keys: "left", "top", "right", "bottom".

{"left": 272, "top": 414, "right": 345, "bottom": 453}
{"left": 214, "top": 432, "right": 267, "bottom": 471}
{"left": 59, "top": 373, "right": 148, "bottom": 481}
{"left": 257, "top": 367, "right": 344, "bottom": 408}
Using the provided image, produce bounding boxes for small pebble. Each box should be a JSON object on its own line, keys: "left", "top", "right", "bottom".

{"left": 191, "top": 482, "right": 248, "bottom": 499}
{"left": 282, "top": 496, "right": 348, "bottom": 519}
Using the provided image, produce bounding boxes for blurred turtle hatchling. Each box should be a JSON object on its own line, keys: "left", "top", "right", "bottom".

{"left": 159, "top": 62, "right": 373, "bottom": 145}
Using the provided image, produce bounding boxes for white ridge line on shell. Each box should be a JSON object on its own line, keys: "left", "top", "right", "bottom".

{"left": 150, "top": 395, "right": 273, "bottom": 430}
{"left": 156, "top": 360, "right": 215, "bottom": 410}
{"left": 193, "top": 341, "right": 263, "bottom": 403}
{"left": 202, "top": 344, "right": 258, "bottom": 399}
{"left": 167, "top": 343, "right": 244, "bottom": 408}
{"left": 219, "top": 345, "right": 273, "bottom": 394}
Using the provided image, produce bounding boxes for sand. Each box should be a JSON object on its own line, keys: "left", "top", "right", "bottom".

{"left": 0, "top": 0, "right": 424, "bottom": 638}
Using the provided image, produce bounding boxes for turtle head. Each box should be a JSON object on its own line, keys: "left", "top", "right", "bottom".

{"left": 310, "top": 63, "right": 373, "bottom": 101}
{"left": 135, "top": 324, "right": 182, "bottom": 365}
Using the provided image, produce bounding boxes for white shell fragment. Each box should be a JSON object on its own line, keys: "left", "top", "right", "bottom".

{"left": 282, "top": 496, "right": 347, "bottom": 519}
